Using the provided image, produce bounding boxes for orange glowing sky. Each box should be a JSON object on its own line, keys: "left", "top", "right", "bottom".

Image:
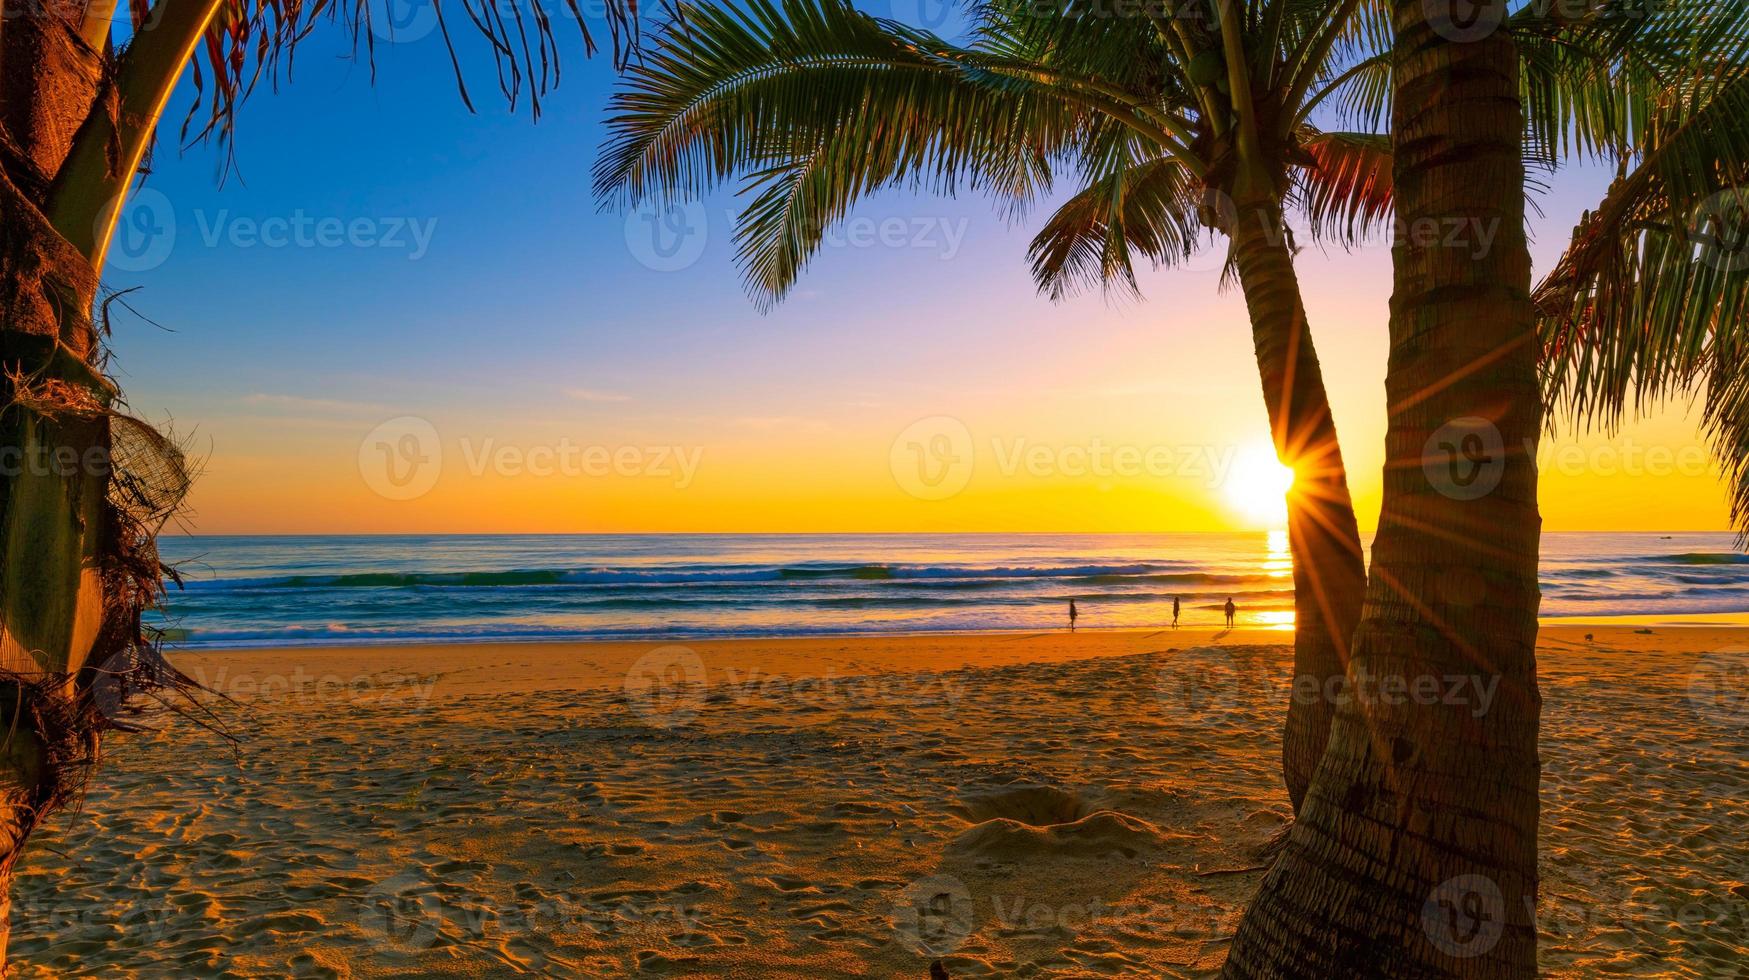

{"left": 111, "top": 36, "right": 1732, "bottom": 536}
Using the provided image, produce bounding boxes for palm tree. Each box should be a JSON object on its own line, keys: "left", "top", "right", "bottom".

{"left": 1221, "top": 0, "right": 1544, "bottom": 972}
{"left": 0, "top": 0, "right": 632, "bottom": 959}
{"left": 1220, "top": 0, "right": 1749, "bottom": 973}
{"left": 594, "top": 0, "right": 1387, "bottom": 814}
{"left": 593, "top": 0, "right": 1696, "bottom": 812}
{"left": 1538, "top": 76, "right": 1749, "bottom": 526}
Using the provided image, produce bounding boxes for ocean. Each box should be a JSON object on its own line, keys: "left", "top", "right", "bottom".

{"left": 151, "top": 531, "right": 1749, "bottom": 649}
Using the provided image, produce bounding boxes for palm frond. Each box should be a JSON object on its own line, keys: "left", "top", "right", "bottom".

{"left": 1026, "top": 146, "right": 1202, "bottom": 301}
{"left": 1511, "top": 0, "right": 1749, "bottom": 161}
{"left": 1299, "top": 51, "right": 1390, "bottom": 131}
{"left": 1276, "top": 0, "right": 1391, "bottom": 120}
{"left": 1537, "top": 73, "right": 1749, "bottom": 527}
{"left": 1297, "top": 0, "right": 1749, "bottom": 162}
{"left": 594, "top": 0, "right": 1128, "bottom": 301}
{"left": 969, "top": 0, "right": 1182, "bottom": 103}
{"left": 1292, "top": 129, "right": 1391, "bottom": 248}
{"left": 152, "top": 0, "right": 639, "bottom": 156}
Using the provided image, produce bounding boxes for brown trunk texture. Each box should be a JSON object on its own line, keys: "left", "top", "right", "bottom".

{"left": 0, "top": 5, "right": 117, "bottom": 963}
{"left": 1221, "top": 1, "right": 1542, "bottom": 976}
{"left": 1228, "top": 196, "right": 1369, "bottom": 815}
{"left": 1, "top": 0, "right": 105, "bottom": 193}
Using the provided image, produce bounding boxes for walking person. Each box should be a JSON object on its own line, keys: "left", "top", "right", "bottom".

{"left": 1172, "top": 595, "right": 1180, "bottom": 629}
{"left": 1224, "top": 597, "right": 1236, "bottom": 629}
{"left": 1068, "top": 599, "right": 1078, "bottom": 632}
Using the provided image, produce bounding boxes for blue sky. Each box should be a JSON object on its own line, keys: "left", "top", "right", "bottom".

{"left": 102, "top": 2, "right": 1731, "bottom": 534}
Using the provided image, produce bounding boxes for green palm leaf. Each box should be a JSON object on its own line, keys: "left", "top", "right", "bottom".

{"left": 1292, "top": 129, "right": 1391, "bottom": 248}
{"left": 594, "top": 0, "right": 1177, "bottom": 300}
{"left": 1026, "top": 149, "right": 1203, "bottom": 300}
{"left": 1537, "top": 73, "right": 1749, "bottom": 527}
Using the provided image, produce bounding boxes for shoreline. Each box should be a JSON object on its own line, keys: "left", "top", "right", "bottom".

{"left": 160, "top": 613, "right": 1749, "bottom": 655}
{"left": 164, "top": 624, "right": 1749, "bottom": 703}
{"left": 168, "top": 621, "right": 1749, "bottom": 654}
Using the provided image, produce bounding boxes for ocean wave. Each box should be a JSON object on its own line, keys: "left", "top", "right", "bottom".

{"left": 1655, "top": 552, "right": 1749, "bottom": 565}
{"left": 178, "top": 561, "right": 1242, "bottom": 591}
{"left": 151, "top": 533, "right": 1748, "bottom": 650}
{"left": 1547, "top": 567, "right": 1618, "bottom": 579}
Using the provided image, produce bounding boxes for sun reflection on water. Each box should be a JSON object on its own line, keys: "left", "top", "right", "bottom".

{"left": 1264, "top": 528, "right": 1292, "bottom": 579}
{"left": 1255, "top": 609, "right": 1296, "bottom": 631}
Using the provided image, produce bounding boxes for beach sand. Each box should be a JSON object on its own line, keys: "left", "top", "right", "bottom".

{"left": 11, "top": 626, "right": 1748, "bottom": 976}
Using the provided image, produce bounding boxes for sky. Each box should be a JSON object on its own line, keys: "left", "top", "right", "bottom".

{"left": 103, "top": 1, "right": 1735, "bottom": 535}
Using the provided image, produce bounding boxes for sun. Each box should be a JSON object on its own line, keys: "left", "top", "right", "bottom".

{"left": 1225, "top": 444, "right": 1296, "bottom": 527}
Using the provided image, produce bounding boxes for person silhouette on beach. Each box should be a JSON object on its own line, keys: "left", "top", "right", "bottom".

{"left": 1069, "top": 599, "right": 1078, "bottom": 631}
{"left": 1224, "top": 597, "right": 1236, "bottom": 628}
{"left": 1172, "top": 595, "right": 1180, "bottom": 629}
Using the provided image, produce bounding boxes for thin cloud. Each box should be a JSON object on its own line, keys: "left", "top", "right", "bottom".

{"left": 729, "top": 415, "right": 834, "bottom": 433}
{"left": 565, "top": 387, "right": 633, "bottom": 403}
{"left": 240, "top": 393, "right": 391, "bottom": 415}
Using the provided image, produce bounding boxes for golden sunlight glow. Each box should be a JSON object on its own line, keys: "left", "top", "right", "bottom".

{"left": 1264, "top": 527, "right": 1292, "bottom": 579}
{"left": 1225, "top": 445, "right": 1295, "bottom": 528}
{"left": 1255, "top": 609, "right": 1297, "bottom": 631}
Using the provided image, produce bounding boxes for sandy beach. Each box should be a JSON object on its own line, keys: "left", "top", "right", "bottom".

{"left": 11, "top": 626, "right": 1748, "bottom": 977}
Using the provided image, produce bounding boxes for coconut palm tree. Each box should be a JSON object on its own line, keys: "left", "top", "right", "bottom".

{"left": 1221, "top": 0, "right": 1749, "bottom": 973}
{"left": 1221, "top": 0, "right": 1544, "bottom": 972}
{"left": 1539, "top": 76, "right": 1749, "bottom": 525}
{"left": 593, "top": 0, "right": 1386, "bottom": 815}
{"left": 0, "top": 0, "right": 633, "bottom": 959}
{"left": 593, "top": 0, "right": 1703, "bottom": 813}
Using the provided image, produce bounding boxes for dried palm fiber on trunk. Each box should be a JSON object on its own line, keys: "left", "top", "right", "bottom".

{"left": 0, "top": 2, "right": 104, "bottom": 182}
{"left": 4, "top": 369, "right": 197, "bottom": 703}
{"left": 0, "top": 157, "right": 200, "bottom": 819}
{"left": 0, "top": 162, "right": 99, "bottom": 357}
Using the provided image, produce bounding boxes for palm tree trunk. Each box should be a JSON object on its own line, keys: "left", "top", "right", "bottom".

{"left": 0, "top": 729, "right": 53, "bottom": 964}
{"left": 0, "top": 3, "right": 116, "bottom": 963}
{"left": 1221, "top": 0, "right": 1542, "bottom": 975}
{"left": 0, "top": 241, "right": 108, "bottom": 973}
{"left": 1, "top": 0, "right": 105, "bottom": 190}
{"left": 1226, "top": 193, "right": 1369, "bottom": 815}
